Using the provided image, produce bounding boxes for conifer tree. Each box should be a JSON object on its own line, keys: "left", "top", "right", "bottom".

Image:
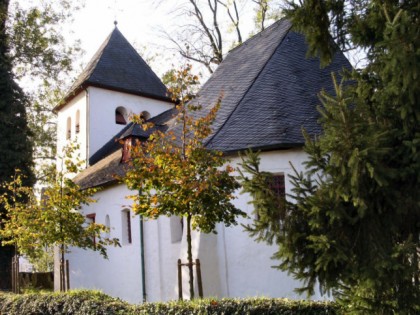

{"left": 240, "top": 1, "right": 419, "bottom": 313}
{"left": 0, "top": 0, "right": 34, "bottom": 290}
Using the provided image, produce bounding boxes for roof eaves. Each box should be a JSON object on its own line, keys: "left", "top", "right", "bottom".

{"left": 84, "top": 82, "right": 173, "bottom": 103}
{"left": 55, "top": 32, "right": 113, "bottom": 111}
{"left": 53, "top": 84, "right": 87, "bottom": 112}
{"left": 54, "top": 81, "right": 174, "bottom": 113}
{"left": 221, "top": 142, "right": 304, "bottom": 157}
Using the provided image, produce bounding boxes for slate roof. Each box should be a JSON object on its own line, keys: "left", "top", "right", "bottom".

{"left": 74, "top": 150, "right": 125, "bottom": 190}
{"left": 75, "top": 18, "right": 352, "bottom": 188}
{"left": 55, "top": 26, "right": 170, "bottom": 111}
{"left": 181, "top": 18, "right": 352, "bottom": 153}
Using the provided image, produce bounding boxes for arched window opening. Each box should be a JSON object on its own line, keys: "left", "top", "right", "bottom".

{"left": 66, "top": 117, "right": 71, "bottom": 140}
{"left": 121, "top": 209, "right": 132, "bottom": 245}
{"left": 75, "top": 110, "right": 80, "bottom": 134}
{"left": 140, "top": 111, "right": 151, "bottom": 122}
{"left": 116, "top": 107, "right": 127, "bottom": 125}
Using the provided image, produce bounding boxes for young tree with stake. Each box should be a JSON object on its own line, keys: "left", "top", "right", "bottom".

{"left": 124, "top": 65, "right": 245, "bottom": 299}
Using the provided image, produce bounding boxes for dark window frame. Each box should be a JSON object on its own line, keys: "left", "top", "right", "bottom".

{"left": 125, "top": 211, "right": 132, "bottom": 244}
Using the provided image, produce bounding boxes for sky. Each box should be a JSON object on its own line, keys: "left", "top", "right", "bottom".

{"left": 68, "top": 1, "right": 175, "bottom": 59}
{"left": 67, "top": 1, "right": 363, "bottom": 79}
{"left": 65, "top": 0, "right": 178, "bottom": 75}
{"left": 65, "top": 0, "right": 256, "bottom": 78}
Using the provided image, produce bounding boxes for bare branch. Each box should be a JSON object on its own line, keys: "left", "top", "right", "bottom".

{"left": 252, "top": 0, "right": 269, "bottom": 31}
{"left": 188, "top": 0, "right": 222, "bottom": 64}
{"left": 217, "top": 0, "right": 242, "bottom": 44}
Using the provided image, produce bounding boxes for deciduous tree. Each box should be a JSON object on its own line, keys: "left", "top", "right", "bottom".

{"left": 160, "top": 0, "right": 280, "bottom": 74}
{"left": 7, "top": 0, "right": 83, "bottom": 181}
{"left": 0, "top": 145, "right": 119, "bottom": 291}
{"left": 124, "top": 65, "right": 245, "bottom": 299}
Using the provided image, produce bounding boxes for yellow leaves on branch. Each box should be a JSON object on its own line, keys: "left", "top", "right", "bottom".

{"left": 0, "top": 144, "right": 120, "bottom": 259}
{"left": 123, "top": 64, "right": 244, "bottom": 233}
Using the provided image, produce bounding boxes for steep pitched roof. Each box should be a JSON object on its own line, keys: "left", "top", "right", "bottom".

{"left": 183, "top": 18, "right": 351, "bottom": 153}
{"left": 56, "top": 27, "right": 170, "bottom": 110}
{"left": 75, "top": 19, "right": 352, "bottom": 189}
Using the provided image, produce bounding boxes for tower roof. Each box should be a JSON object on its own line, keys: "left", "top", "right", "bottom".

{"left": 56, "top": 27, "right": 170, "bottom": 111}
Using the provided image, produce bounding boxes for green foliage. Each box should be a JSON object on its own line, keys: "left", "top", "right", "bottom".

{"left": 0, "top": 0, "right": 35, "bottom": 191}
{"left": 5, "top": 0, "right": 83, "bottom": 181}
{"left": 0, "top": 290, "right": 129, "bottom": 315}
{"left": 240, "top": 1, "right": 420, "bottom": 313}
{"left": 124, "top": 65, "right": 245, "bottom": 298}
{"left": 28, "top": 246, "right": 54, "bottom": 272}
{"left": 252, "top": 0, "right": 283, "bottom": 32}
{"left": 0, "top": 290, "right": 341, "bottom": 315}
{"left": 0, "top": 144, "right": 120, "bottom": 261}
{"left": 0, "top": 0, "right": 35, "bottom": 287}
{"left": 238, "top": 150, "right": 287, "bottom": 244}
{"left": 7, "top": 0, "right": 81, "bottom": 83}
{"left": 124, "top": 64, "right": 244, "bottom": 233}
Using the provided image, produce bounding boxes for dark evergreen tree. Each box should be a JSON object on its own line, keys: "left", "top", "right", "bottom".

{"left": 239, "top": 1, "right": 419, "bottom": 313}
{"left": 0, "top": 0, "right": 34, "bottom": 291}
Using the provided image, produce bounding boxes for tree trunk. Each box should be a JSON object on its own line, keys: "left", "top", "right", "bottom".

{"left": 186, "top": 213, "right": 194, "bottom": 299}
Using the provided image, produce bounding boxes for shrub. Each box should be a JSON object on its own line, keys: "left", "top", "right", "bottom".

{"left": 133, "top": 298, "right": 340, "bottom": 315}
{"left": 0, "top": 290, "right": 341, "bottom": 315}
{"left": 0, "top": 290, "right": 130, "bottom": 315}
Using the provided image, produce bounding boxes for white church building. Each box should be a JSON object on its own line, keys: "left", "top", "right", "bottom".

{"left": 54, "top": 19, "right": 351, "bottom": 303}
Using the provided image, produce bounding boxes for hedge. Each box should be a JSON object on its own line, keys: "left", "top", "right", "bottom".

{"left": 0, "top": 290, "right": 341, "bottom": 315}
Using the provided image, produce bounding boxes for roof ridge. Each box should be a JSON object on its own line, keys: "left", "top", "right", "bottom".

{"left": 110, "top": 29, "right": 165, "bottom": 90}
{"left": 68, "top": 30, "right": 114, "bottom": 94}
{"left": 83, "top": 30, "right": 113, "bottom": 82}
{"left": 205, "top": 19, "right": 292, "bottom": 148}
{"left": 227, "top": 17, "right": 288, "bottom": 55}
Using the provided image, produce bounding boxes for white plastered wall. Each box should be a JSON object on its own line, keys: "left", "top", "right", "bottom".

{"left": 56, "top": 88, "right": 173, "bottom": 167}
{"left": 67, "top": 185, "right": 143, "bottom": 303}
{"left": 56, "top": 91, "right": 88, "bottom": 166}
{"left": 189, "top": 148, "right": 325, "bottom": 300}
{"left": 67, "top": 184, "right": 183, "bottom": 303}
{"left": 67, "top": 148, "right": 326, "bottom": 303}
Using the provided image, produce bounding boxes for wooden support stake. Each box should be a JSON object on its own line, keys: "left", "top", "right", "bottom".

{"left": 65, "top": 260, "right": 70, "bottom": 291}
{"left": 59, "top": 259, "right": 65, "bottom": 292}
{"left": 11, "top": 256, "right": 20, "bottom": 294}
{"left": 11, "top": 256, "right": 15, "bottom": 293}
{"left": 177, "top": 259, "right": 183, "bottom": 300}
{"left": 196, "top": 259, "right": 203, "bottom": 298}
{"left": 16, "top": 256, "right": 20, "bottom": 294}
